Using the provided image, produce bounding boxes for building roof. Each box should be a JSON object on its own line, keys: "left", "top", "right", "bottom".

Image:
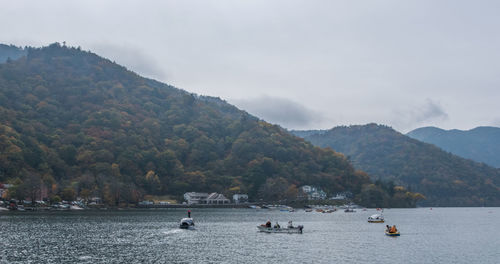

{"left": 185, "top": 192, "right": 209, "bottom": 197}
{"left": 207, "top": 192, "right": 229, "bottom": 200}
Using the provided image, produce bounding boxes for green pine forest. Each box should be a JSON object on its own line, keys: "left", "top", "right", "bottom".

{"left": 0, "top": 44, "right": 422, "bottom": 207}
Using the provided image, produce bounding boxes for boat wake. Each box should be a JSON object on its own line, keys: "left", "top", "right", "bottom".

{"left": 163, "top": 229, "right": 183, "bottom": 235}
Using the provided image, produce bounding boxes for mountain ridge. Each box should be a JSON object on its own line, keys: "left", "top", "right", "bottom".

{"left": 0, "top": 43, "right": 419, "bottom": 207}
{"left": 407, "top": 126, "right": 500, "bottom": 168}
{"left": 292, "top": 123, "right": 500, "bottom": 206}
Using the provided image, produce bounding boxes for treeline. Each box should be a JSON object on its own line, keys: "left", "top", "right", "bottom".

{"left": 0, "top": 44, "right": 420, "bottom": 207}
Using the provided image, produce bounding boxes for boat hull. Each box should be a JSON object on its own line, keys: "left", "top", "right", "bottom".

{"left": 385, "top": 231, "right": 400, "bottom": 236}
{"left": 179, "top": 218, "right": 195, "bottom": 229}
{"left": 257, "top": 226, "right": 303, "bottom": 234}
{"left": 368, "top": 220, "right": 385, "bottom": 223}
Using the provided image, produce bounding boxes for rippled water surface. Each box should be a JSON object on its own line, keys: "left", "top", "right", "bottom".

{"left": 1, "top": 207, "right": 499, "bottom": 263}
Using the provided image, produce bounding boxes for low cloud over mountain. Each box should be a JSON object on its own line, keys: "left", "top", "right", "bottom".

{"left": 231, "top": 95, "right": 329, "bottom": 129}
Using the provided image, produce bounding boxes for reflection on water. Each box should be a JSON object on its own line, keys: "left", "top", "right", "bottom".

{"left": 0, "top": 208, "right": 499, "bottom": 263}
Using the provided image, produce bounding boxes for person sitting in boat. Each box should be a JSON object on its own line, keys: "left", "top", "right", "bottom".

{"left": 386, "top": 225, "right": 391, "bottom": 232}
{"left": 265, "top": 220, "right": 271, "bottom": 227}
{"left": 389, "top": 225, "right": 397, "bottom": 233}
{"left": 274, "top": 222, "right": 280, "bottom": 228}
{"left": 288, "top": 221, "right": 293, "bottom": 228}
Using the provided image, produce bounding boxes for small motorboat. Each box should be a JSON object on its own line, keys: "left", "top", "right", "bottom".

{"left": 385, "top": 231, "right": 400, "bottom": 236}
{"left": 70, "top": 205, "right": 84, "bottom": 210}
{"left": 385, "top": 225, "right": 399, "bottom": 236}
{"left": 179, "top": 210, "right": 195, "bottom": 229}
{"left": 305, "top": 208, "right": 313, "bottom": 212}
{"left": 368, "top": 214, "right": 384, "bottom": 223}
{"left": 344, "top": 207, "right": 355, "bottom": 213}
{"left": 257, "top": 221, "right": 303, "bottom": 234}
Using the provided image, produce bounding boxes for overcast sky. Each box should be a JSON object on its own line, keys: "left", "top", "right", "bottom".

{"left": 1, "top": 0, "right": 499, "bottom": 132}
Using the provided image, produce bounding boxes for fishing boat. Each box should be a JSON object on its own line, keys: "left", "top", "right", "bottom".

{"left": 368, "top": 214, "right": 384, "bottom": 223}
{"left": 70, "top": 205, "right": 84, "bottom": 210}
{"left": 385, "top": 225, "right": 400, "bottom": 236}
{"left": 257, "top": 221, "right": 303, "bottom": 234}
{"left": 279, "top": 206, "right": 294, "bottom": 212}
{"left": 344, "top": 206, "right": 355, "bottom": 213}
{"left": 179, "top": 210, "right": 195, "bottom": 229}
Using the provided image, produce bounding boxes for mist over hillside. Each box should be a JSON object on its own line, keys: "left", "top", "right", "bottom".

{"left": 0, "top": 44, "right": 26, "bottom": 63}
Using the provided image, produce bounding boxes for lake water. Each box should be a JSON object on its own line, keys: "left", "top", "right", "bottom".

{"left": 0, "top": 207, "right": 499, "bottom": 263}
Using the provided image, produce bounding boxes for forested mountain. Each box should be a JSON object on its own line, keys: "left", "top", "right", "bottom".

{"left": 0, "top": 43, "right": 416, "bottom": 206}
{"left": 0, "top": 44, "right": 26, "bottom": 63}
{"left": 408, "top": 126, "right": 500, "bottom": 168}
{"left": 292, "top": 124, "right": 500, "bottom": 206}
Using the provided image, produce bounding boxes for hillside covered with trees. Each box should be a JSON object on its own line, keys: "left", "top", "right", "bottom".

{"left": 293, "top": 124, "right": 500, "bottom": 206}
{"left": 408, "top": 126, "right": 500, "bottom": 168}
{"left": 0, "top": 43, "right": 418, "bottom": 207}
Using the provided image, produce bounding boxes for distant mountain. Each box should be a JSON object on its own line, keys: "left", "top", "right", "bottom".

{"left": 0, "top": 44, "right": 26, "bottom": 63}
{"left": 292, "top": 124, "right": 500, "bottom": 206}
{"left": 0, "top": 43, "right": 412, "bottom": 206}
{"left": 407, "top": 126, "right": 500, "bottom": 168}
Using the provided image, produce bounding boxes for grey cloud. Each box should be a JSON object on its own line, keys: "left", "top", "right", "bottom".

{"left": 230, "top": 95, "right": 329, "bottom": 129}
{"left": 2, "top": 0, "right": 500, "bottom": 132}
{"left": 413, "top": 99, "right": 449, "bottom": 123}
{"left": 89, "top": 44, "right": 169, "bottom": 81}
{"left": 392, "top": 99, "right": 449, "bottom": 132}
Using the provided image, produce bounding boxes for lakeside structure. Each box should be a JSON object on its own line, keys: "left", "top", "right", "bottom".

{"left": 183, "top": 192, "right": 230, "bottom": 205}
{"left": 233, "top": 194, "right": 248, "bottom": 204}
{"left": 300, "top": 185, "right": 327, "bottom": 200}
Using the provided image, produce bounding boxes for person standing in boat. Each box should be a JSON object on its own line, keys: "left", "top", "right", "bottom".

{"left": 265, "top": 220, "right": 271, "bottom": 227}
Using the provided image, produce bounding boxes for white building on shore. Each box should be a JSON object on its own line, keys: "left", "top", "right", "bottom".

{"left": 184, "top": 192, "right": 230, "bottom": 204}
{"left": 300, "top": 185, "right": 327, "bottom": 200}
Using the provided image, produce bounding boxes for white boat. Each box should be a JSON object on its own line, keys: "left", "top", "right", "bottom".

{"left": 179, "top": 210, "right": 195, "bottom": 229}
{"left": 344, "top": 207, "right": 355, "bottom": 213}
{"left": 257, "top": 221, "right": 303, "bottom": 234}
{"left": 70, "top": 205, "right": 84, "bottom": 210}
{"left": 257, "top": 225, "right": 303, "bottom": 234}
{"left": 179, "top": 218, "right": 195, "bottom": 229}
{"left": 368, "top": 214, "right": 384, "bottom": 223}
